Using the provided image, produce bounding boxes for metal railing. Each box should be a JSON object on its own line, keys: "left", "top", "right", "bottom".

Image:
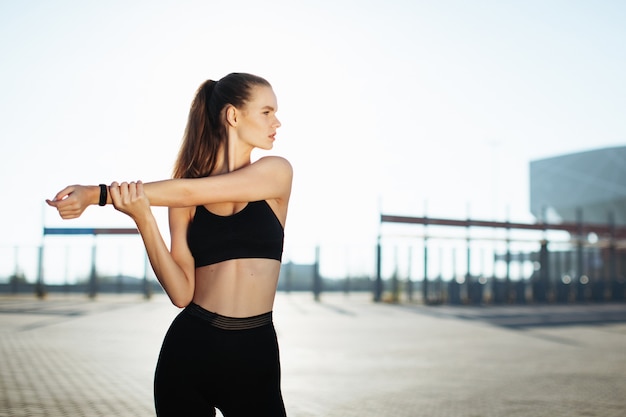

{"left": 2, "top": 213, "right": 626, "bottom": 304}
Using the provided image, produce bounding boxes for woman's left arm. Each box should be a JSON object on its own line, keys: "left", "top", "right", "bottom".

{"left": 144, "top": 156, "right": 293, "bottom": 207}
{"left": 47, "top": 156, "right": 292, "bottom": 219}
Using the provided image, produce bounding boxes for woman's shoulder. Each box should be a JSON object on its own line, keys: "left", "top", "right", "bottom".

{"left": 255, "top": 155, "right": 292, "bottom": 169}
{"left": 253, "top": 156, "right": 293, "bottom": 177}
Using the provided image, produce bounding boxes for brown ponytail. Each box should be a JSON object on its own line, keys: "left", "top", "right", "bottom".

{"left": 172, "top": 73, "right": 271, "bottom": 179}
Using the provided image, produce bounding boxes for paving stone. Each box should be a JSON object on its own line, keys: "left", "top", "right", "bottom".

{"left": 0, "top": 293, "right": 625, "bottom": 416}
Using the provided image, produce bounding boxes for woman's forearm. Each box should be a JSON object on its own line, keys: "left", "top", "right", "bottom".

{"left": 68, "top": 181, "right": 194, "bottom": 209}
{"left": 141, "top": 179, "right": 196, "bottom": 207}
{"left": 134, "top": 213, "right": 194, "bottom": 307}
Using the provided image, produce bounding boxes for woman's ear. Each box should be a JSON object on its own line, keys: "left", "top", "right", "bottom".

{"left": 225, "top": 105, "right": 238, "bottom": 127}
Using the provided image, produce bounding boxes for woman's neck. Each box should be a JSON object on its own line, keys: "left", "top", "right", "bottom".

{"left": 214, "top": 145, "right": 251, "bottom": 174}
{"left": 226, "top": 136, "right": 253, "bottom": 172}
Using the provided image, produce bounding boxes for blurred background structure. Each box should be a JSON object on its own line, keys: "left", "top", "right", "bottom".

{"left": 2, "top": 146, "right": 625, "bottom": 305}
{"left": 376, "top": 146, "right": 626, "bottom": 304}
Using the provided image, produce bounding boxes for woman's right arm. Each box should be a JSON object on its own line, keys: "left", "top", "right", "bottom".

{"left": 111, "top": 181, "right": 195, "bottom": 308}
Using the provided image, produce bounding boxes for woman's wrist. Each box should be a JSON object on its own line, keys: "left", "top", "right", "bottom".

{"left": 98, "top": 184, "right": 108, "bottom": 206}
{"left": 90, "top": 185, "right": 105, "bottom": 206}
{"left": 133, "top": 209, "right": 157, "bottom": 230}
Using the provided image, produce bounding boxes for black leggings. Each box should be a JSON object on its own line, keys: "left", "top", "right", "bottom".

{"left": 154, "top": 303, "right": 287, "bottom": 417}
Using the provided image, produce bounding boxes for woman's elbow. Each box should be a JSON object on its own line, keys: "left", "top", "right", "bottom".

{"left": 170, "top": 294, "right": 193, "bottom": 309}
{"left": 168, "top": 286, "right": 194, "bottom": 308}
{"left": 171, "top": 300, "right": 190, "bottom": 309}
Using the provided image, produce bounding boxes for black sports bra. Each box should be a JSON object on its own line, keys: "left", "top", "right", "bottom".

{"left": 187, "top": 200, "right": 284, "bottom": 268}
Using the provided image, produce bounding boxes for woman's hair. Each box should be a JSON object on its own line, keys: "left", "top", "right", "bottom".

{"left": 172, "top": 73, "right": 271, "bottom": 179}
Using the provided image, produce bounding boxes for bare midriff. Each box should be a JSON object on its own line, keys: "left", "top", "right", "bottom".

{"left": 191, "top": 258, "right": 281, "bottom": 318}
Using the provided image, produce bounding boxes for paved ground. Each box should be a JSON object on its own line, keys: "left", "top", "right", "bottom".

{"left": 0, "top": 292, "right": 625, "bottom": 417}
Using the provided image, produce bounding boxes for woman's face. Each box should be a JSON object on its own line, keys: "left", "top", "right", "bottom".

{"left": 235, "top": 85, "right": 281, "bottom": 150}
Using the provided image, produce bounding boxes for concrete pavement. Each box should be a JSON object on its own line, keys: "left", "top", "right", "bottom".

{"left": 0, "top": 292, "right": 625, "bottom": 416}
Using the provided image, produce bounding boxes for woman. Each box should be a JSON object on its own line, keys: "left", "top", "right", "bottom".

{"left": 47, "top": 73, "right": 292, "bottom": 416}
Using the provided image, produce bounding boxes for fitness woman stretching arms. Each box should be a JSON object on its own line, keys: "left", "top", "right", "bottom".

{"left": 47, "top": 73, "right": 292, "bottom": 416}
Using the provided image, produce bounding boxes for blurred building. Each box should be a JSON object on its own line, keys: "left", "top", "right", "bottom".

{"left": 530, "top": 145, "right": 626, "bottom": 225}
{"left": 527, "top": 146, "right": 626, "bottom": 303}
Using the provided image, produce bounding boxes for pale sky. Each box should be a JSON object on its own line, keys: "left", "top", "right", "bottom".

{"left": 1, "top": 0, "right": 625, "bottom": 279}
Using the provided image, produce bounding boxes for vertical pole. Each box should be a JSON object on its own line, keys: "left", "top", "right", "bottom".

{"left": 392, "top": 246, "right": 400, "bottom": 303}
{"left": 344, "top": 247, "right": 351, "bottom": 295}
{"left": 588, "top": 248, "right": 600, "bottom": 301}
{"left": 480, "top": 247, "right": 486, "bottom": 302}
{"left": 422, "top": 209, "right": 429, "bottom": 304}
{"left": 608, "top": 211, "right": 619, "bottom": 301}
{"left": 12, "top": 246, "right": 19, "bottom": 294}
{"left": 36, "top": 203, "right": 46, "bottom": 298}
{"left": 466, "top": 205, "right": 472, "bottom": 304}
{"left": 285, "top": 261, "right": 292, "bottom": 294}
{"left": 313, "top": 245, "right": 322, "bottom": 302}
{"left": 576, "top": 208, "right": 585, "bottom": 302}
{"left": 554, "top": 250, "right": 562, "bottom": 302}
{"left": 538, "top": 240, "right": 549, "bottom": 303}
{"left": 450, "top": 247, "right": 460, "bottom": 305}
{"left": 505, "top": 206, "right": 512, "bottom": 302}
{"left": 565, "top": 249, "right": 572, "bottom": 302}
{"left": 36, "top": 245, "right": 46, "bottom": 299}
{"left": 491, "top": 224, "right": 500, "bottom": 304}
{"left": 466, "top": 238, "right": 471, "bottom": 302}
{"left": 505, "top": 219, "right": 511, "bottom": 302}
{"left": 407, "top": 246, "right": 413, "bottom": 302}
{"left": 88, "top": 236, "right": 97, "bottom": 299}
{"left": 374, "top": 210, "right": 383, "bottom": 302}
{"left": 375, "top": 236, "right": 382, "bottom": 302}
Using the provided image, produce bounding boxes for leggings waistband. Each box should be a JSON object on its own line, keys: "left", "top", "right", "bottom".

{"left": 184, "top": 302, "right": 273, "bottom": 330}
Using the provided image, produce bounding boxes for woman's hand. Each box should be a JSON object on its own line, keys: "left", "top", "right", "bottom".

{"left": 46, "top": 185, "right": 97, "bottom": 219}
{"left": 109, "top": 181, "right": 151, "bottom": 223}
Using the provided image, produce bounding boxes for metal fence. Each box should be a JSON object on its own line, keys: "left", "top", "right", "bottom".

{"left": 375, "top": 211, "right": 626, "bottom": 304}
{"left": 2, "top": 217, "right": 626, "bottom": 304}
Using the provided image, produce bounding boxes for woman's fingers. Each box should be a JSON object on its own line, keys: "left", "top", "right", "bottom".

{"left": 46, "top": 187, "right": 86, "bottom": 219}
{"left": 110, "top": 181, "right": 146, "bottom": 217}
{"left": 109, "top": 181, "right": 121, "bottom": 206}
{"left": 51, "top": 185, "right": 75, "bottom": 203}
{"left": 136, "top": 180, "right": 144, "bottom": 198}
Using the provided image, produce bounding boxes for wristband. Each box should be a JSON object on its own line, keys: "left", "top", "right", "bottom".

{"left": 98, "top": 184, "right": 107, "bottom": 206}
